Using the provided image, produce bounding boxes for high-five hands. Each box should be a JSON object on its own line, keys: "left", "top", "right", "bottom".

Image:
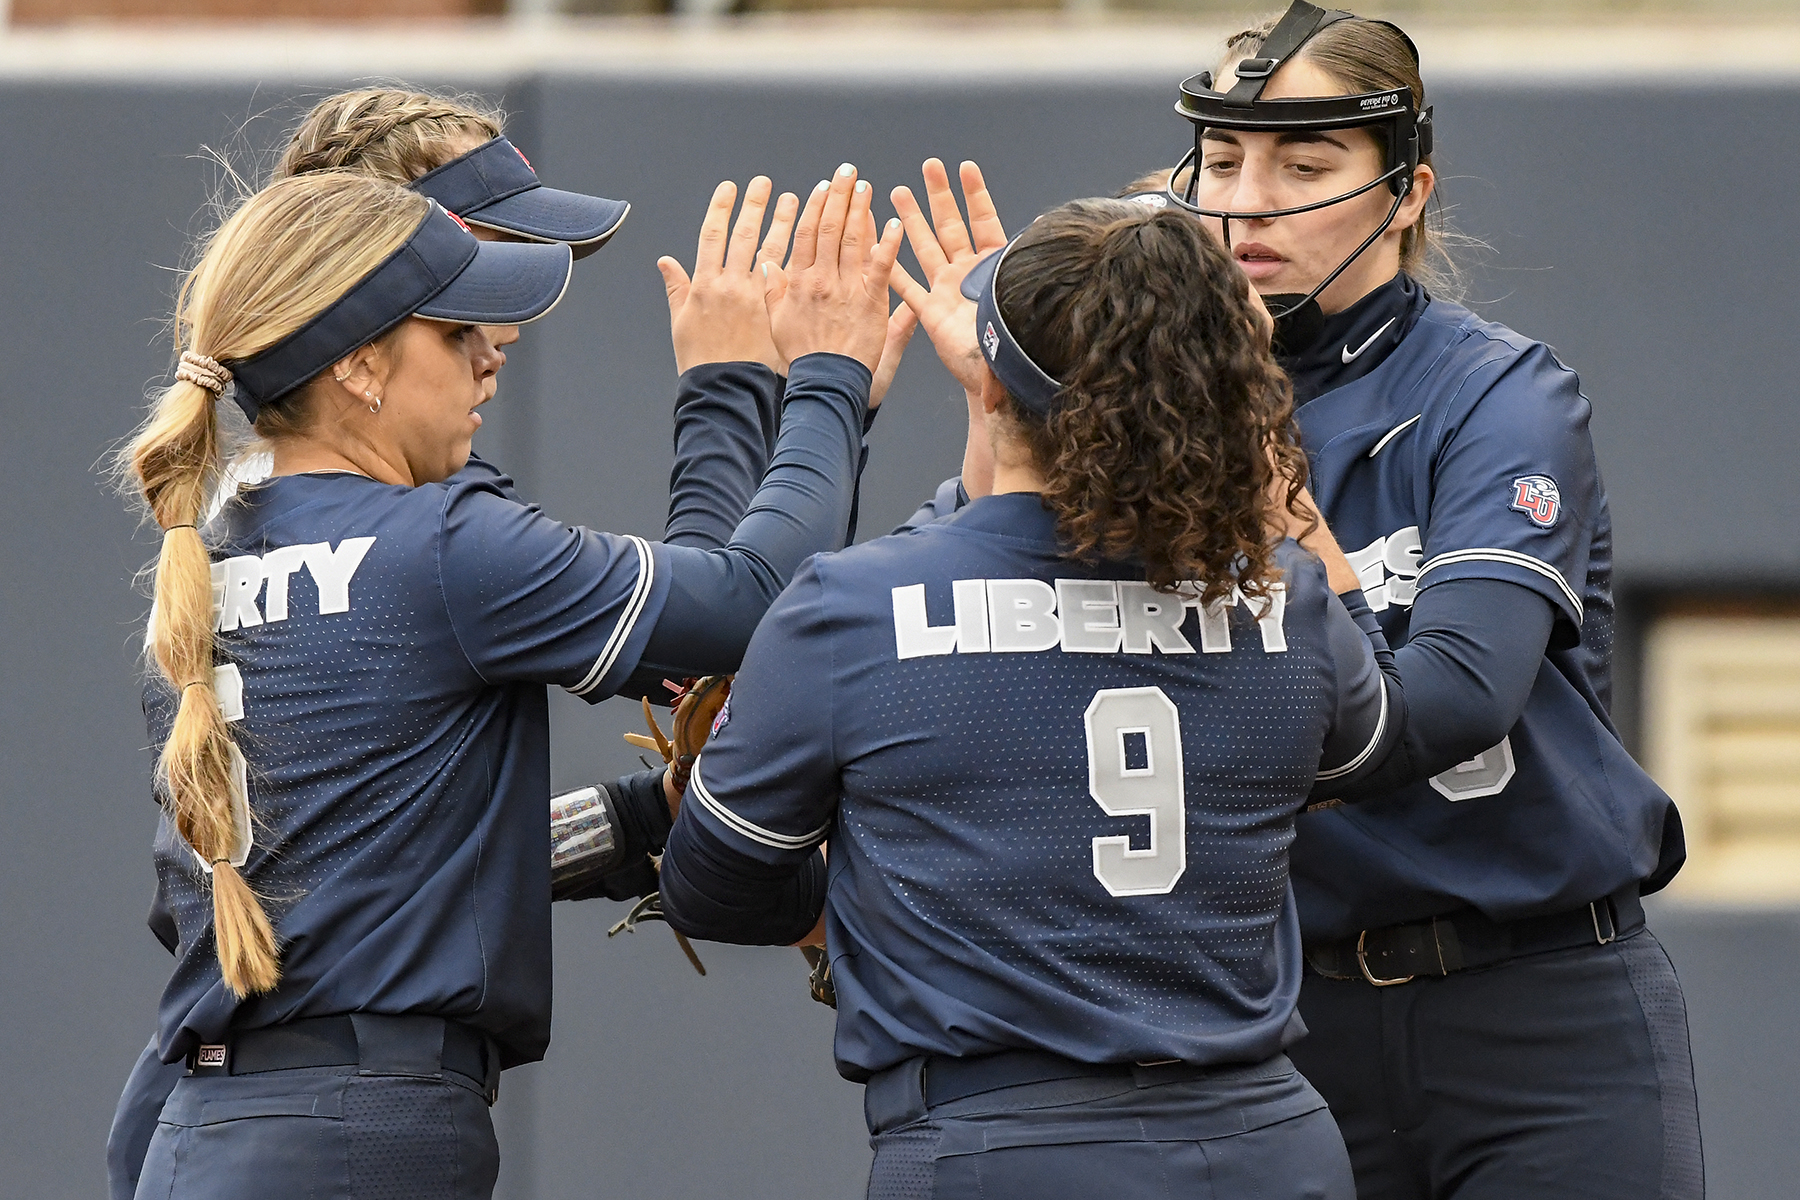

{"left": 659, "top": 176, "right": 799, "bottom": 375}
{"left": 763, "top": 163, "right": 904, "bottom": 376}
{"left": 889, "top": 159, "right": 1008, "bottom": 394}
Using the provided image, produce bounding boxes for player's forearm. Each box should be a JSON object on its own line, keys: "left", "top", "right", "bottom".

{"left": 665, "top": 362, "right": 784, "bottom": 550}
{"left": 1330, "top": 578, "right": 1553, "bottom": 802}
{"left": 658, "top": 820, "right": 826, "bottom": 946}
{"left": 622, "top": 354, "right": 869, "bottom": 688}
{"left": 549, "top": 769, "right": 675, "bottom": 902}
{"left": 1312, "top": 588, "right": 1407, "bottom": 800}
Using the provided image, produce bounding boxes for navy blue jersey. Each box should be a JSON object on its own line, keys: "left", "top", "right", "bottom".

{"left": 661, "top": 493, "right": 1398, "bottom": 1079}
{"left": 144, "top": 354, "right": 870, "bottom": 1069}
{"left": 1290, "top": 289, "right": 1684, "bottom": 937}
{"left": 149, "top": 473, "right": 671, "bottom": 1068}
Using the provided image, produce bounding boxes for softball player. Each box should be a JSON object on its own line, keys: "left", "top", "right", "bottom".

{"left": 1165, "top": 5, "right": 1702, "bottom": 1197}
{"left": 107, "top": 87, "right": 861, "bottom": 1198}
{"left": 117, "top": 165, "right": 897, "bottom": 1199}
{"left": 660, "top": 195, "right": 1410, "bottom": 1199}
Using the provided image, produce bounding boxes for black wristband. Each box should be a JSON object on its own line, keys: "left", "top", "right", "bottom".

{"left": 608, "top": 768, "right": 675, "bottom": 857}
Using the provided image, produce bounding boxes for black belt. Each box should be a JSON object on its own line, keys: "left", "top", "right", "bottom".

{"left": 921, "top": 1048, "right": 1283, "bottom": 1109}
{"left": 1305, "top": 884, "right": 1643, "bottom": 986}
{"left": 185, "top": 1014, "right": 500, "bottom": 1104}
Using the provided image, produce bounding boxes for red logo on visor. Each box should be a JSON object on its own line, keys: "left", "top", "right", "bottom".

{"left": 514, "top": 146, "right": 534, "bottom": 170}
{"left": 445, "top": 210, "right": 473, "bottom": 233}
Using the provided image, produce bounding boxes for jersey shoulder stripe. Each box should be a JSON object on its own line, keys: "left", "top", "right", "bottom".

{"left": 567, "top": 534, "right": 655, "bottom": 696}
{"left": 1419, "top": 547, "right": 1583, "bottom": 623}
{"left": 1316, "top": 680, "right": 1389, "bottom": 782}
{"left": 689, "top": 761, "right": 829, "bottom": 851}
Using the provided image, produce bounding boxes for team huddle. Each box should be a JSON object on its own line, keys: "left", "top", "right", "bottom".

{"left": 108, "top": 4, "right": 1702, "bottom": 1199}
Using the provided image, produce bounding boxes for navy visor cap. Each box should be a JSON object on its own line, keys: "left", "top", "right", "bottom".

{"left": 226, "top": 202, "right": 572, "bottom": 421}
{"left": 962, "top": 240, "right": 1063, "bottom": 416}
{"left": 411, "top": 137, "right": 630, "bottom": 260}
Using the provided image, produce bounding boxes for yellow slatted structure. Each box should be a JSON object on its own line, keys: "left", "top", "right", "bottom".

{"left": 1646, "top": 617, "right": 1800, "bottom": 901}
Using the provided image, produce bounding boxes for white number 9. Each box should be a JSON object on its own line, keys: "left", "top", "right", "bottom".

{"left": 1084, "top": 686, "right": 1186, "bottom": 897}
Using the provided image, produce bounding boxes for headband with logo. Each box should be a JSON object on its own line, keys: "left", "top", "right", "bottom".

{"left": 961, "top": 238, "right": 1063, "bottom": 416}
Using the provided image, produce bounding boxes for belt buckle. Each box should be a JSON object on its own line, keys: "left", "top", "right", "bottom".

{"left": 1590, "top": 899, "right": 1617, "bottom": 945}
{"left": 1355, "top": 930, "right": 1415, "bottom": 987}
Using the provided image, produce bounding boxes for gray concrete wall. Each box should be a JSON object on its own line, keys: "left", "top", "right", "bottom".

{"left": 1, "top": 72, "right": 1795, "bottom": 1198}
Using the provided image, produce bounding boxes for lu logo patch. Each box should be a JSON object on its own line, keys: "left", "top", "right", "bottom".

{"left": 1510, "top": 475, "right": 1561, "bottom": 527}
{"left": 982, "top": 321, "right": 1000, "bottom": 361}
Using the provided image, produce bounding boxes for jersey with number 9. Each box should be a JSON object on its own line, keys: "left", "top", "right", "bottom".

{"left": 659, "top": 492, "right": 1394, "bottom": 1079}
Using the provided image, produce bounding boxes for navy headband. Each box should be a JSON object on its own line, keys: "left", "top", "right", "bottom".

{"left": 225, "top": 202, "right": 573, "bottom": 422}
{"left": 962, "top": 238, "right": 1063, "bottom": 416}
{"left": 226, "top": 204, "right": 477, "bottom": 421}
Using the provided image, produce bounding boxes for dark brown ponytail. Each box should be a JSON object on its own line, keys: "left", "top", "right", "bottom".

{"left": 994, "top": 198, "right": 1308, "bottom": 602}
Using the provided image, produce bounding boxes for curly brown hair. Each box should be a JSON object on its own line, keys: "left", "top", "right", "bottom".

{"left": 994, "top": 198, "right": 1309, "bottom": 602}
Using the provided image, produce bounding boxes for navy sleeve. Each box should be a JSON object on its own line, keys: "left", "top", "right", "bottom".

{"left": 1329, "top": 577, "right": 1555, "bottom": 802}
{"left": 438, "top": 354, "right": 867, "bottom": 702}
{"left": 893, "top": 475, "right": 969, "bottom": 534}
{"left": 1416, "top": 344, "right": 1596, "bottom": 648}
{"left": 625, "top": 354, "right": 871, "bottom": 690}
{"left": 1311, "top": 589, "right": 1406, "bottom": 800}
{"left": 664, "top": 362, "right": 784, "bottom": 550}
{"left": 437, "top": 485, "right": 668, "bottom": 701}
{"left": 843, "top": 403, "right": 881, "bottom": 545}
{"left": 659, "top": 557, "right": 838, "bottom": 945}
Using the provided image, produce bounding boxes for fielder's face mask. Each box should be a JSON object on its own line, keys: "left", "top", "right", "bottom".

{"left": 1167, "top": 0, "right": 1433, "bottom": 318}
{"left": 410, "top": 137, "right": 630, "bottom": 260}
{"left": 962, "top": 237, "right": 1063, "bottom": 417}
{"left": 225, "top": 202, "right": 573, "bottom": 422}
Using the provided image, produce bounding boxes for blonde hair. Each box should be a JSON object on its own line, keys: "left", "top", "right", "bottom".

{"left": 278, "top": 88, "right": 504, "bottom": 184}
{"left": 121, "top": 172, "right": 430, "bottom": 997}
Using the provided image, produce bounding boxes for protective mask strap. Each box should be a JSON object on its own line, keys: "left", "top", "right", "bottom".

{"left": 1223, "top": 1, "right": 1354, "bottom": 107}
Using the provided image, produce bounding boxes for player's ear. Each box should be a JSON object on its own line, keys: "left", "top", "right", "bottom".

{"left": 1396, "top": 161, "right": 1435, "bottom": 228}
{"left": 977, "top": 367, "right": 1009, "bottom": 416}
{"left": 325, "top": 343, "right": 384, "bottom": 405}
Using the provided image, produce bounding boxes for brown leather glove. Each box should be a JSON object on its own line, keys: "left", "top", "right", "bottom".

{"left": 624, "top": 675, "right": 732, "bottom": 796}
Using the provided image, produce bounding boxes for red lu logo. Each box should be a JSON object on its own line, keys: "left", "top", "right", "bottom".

{"left": 983, "top": 321, "right": 1000, "bottom": 361}
{"left": 445, "top": 210, "right": 474, "bottom": 234}
{"left": 1510, "top": 475, "right": 1561, "bottom": 527}
{"left": 514, "top": 145, "right": 534, "bottom": 171}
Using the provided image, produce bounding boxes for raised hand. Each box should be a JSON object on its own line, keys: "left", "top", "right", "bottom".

{"left": 889, "top": 159, "right": 1007, "bottom": 394}
{"left": 869, "top": 305, "right": 919, "bottom": 411}
{"left": 762, "top": 164, "right": 903, "bottom": 374}
{"left": 658, "top": 177, "right": 799, "bottom": 375}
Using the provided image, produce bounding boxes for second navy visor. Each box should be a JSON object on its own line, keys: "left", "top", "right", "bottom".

{"left": 227, "top": 202, "right": 572, "bottom": 421}
{"left": 962, "top": 240, "right": 1063, "bottom": 416}
{"left": 411, "top": 137, "right": 631, "bottom": 259}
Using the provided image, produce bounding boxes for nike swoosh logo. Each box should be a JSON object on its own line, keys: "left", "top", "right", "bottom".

{"left": 1341, "top": 317, "right": 1398, "bottom": 364}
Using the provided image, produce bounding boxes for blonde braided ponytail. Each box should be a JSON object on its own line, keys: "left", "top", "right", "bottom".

{"left": 121, "top": 173, "right": 430, "bottom": 997}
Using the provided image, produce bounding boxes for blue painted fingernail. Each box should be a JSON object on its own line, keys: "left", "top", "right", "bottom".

{"left": 838, "top": 163, "right": 855, "bottom": 177}
{"left": 816, "top": 180, "right": 829, "bottom": 192}
{"left": 855, "top": 181, "right": 868, "bottom": 194}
